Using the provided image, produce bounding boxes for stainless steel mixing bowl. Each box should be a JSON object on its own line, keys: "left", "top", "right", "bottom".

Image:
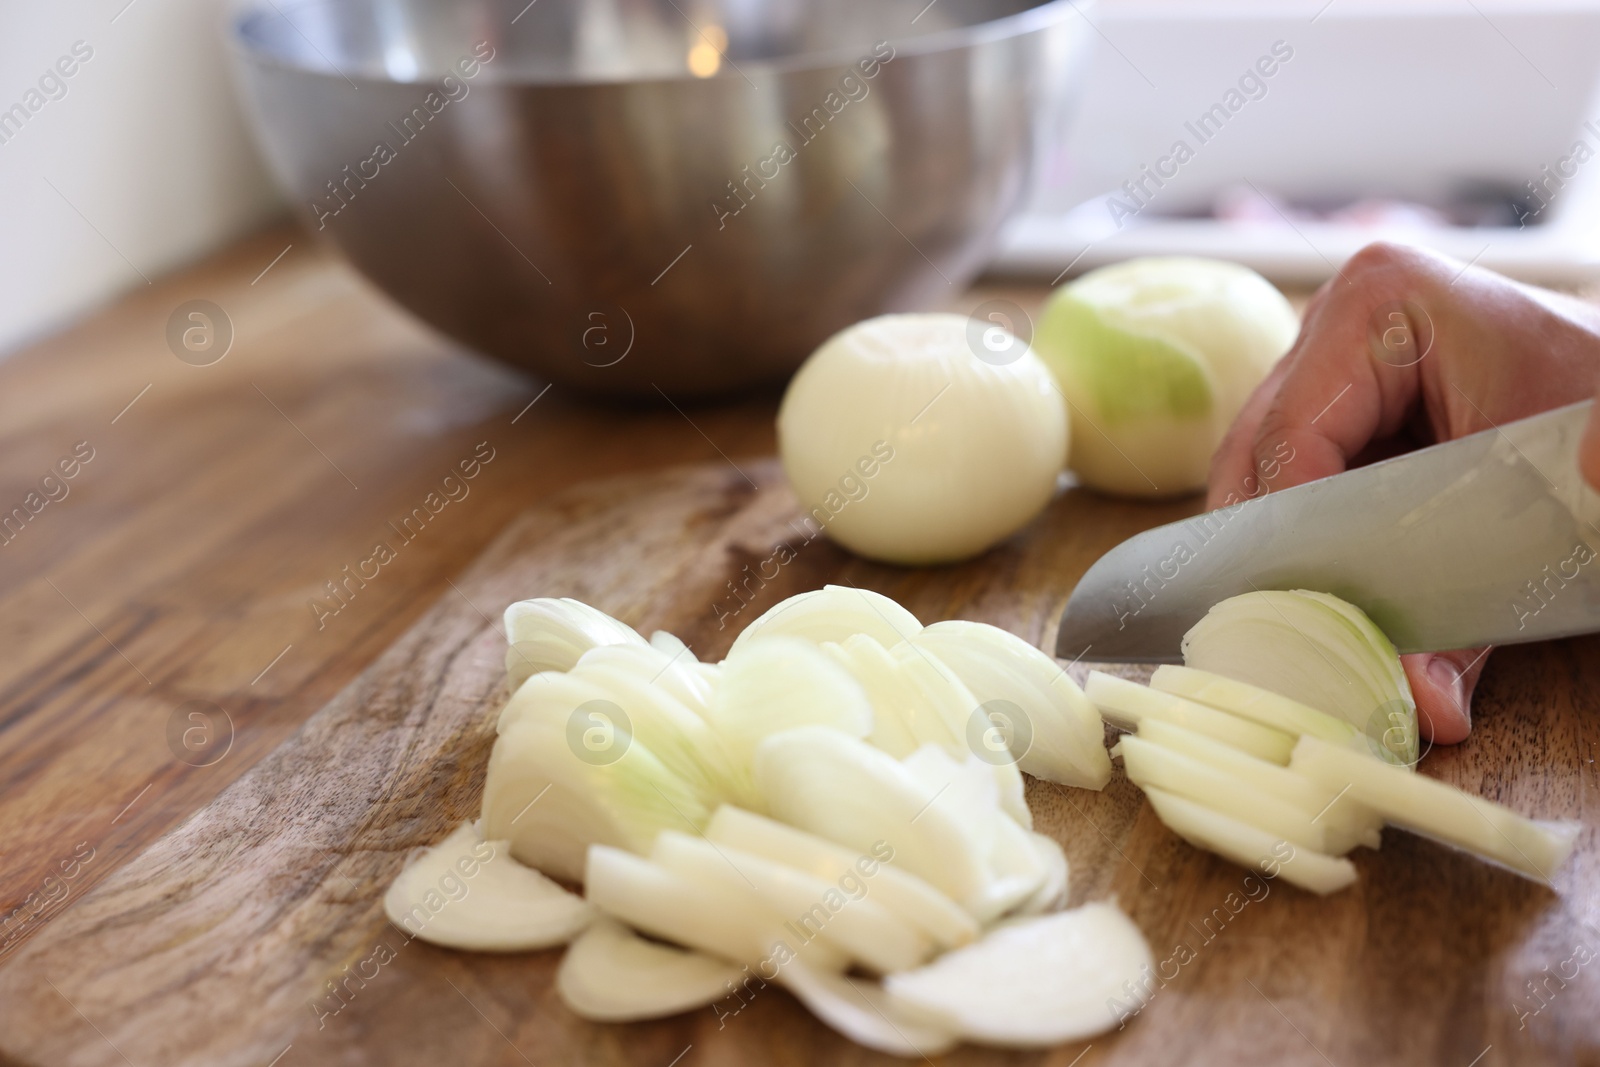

{"left": 231, "top": 0, "right": 1090, "bottom": 396}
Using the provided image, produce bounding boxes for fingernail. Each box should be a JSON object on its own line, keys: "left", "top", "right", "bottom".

{"left": 1428, "top": 657, "right": 1463, "bottom": 702}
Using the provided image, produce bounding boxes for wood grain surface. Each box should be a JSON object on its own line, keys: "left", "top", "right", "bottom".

{"left": 0, "top": 225, "right": 784, "bottom": 967}
{"left": 1, "top": 453, "right": 1596, "bottom": 1067}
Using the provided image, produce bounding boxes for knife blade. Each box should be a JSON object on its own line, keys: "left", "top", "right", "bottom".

{"left": 1055, "top": 399, "right": 1600, "bottom": 662}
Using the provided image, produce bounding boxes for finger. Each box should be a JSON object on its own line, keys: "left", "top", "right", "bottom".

{"left": 1206, "top": 281, "right": 1342, "bottom": 510}
{"left": 1581, "top": 384, "right": 1600, "bottom": 492}
{"left": 1206, "top": 356, "right": 1294, "bottom": 509}
{"left": 1240, "top": 245, "right": 1454, "bottom": 496}
{"left": 1246, "top": 302, "right": 1410, "bottom": 493}
{"left": 1210, "top": 277, "right": 1399, "bottom": 504}
{"left": 1214, "top": 335, "right": 1369, "bottom": 502}
{"left": 1402, "top": 646, "right": 1492, "bottom": 746}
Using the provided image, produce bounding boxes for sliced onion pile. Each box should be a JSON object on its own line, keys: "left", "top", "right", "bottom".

{"left": 386, "top": 583, "right": 1580, "bottom": 1053}
{"left": 1084, "top": 590, "right": 1580, "bottom": 892}
{"left": 386, "top": 586, "right": 1144, "bottom": 1055}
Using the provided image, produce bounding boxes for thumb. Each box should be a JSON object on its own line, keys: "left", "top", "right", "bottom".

{"left": 1580, "top": 386, "right": 1600, "bottom": 492}
{"left": 1401, "top": 648, "right": 1491, "bottom": 746}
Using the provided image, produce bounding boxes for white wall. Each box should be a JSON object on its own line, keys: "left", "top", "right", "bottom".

{"left": 0, "top": 0, "right": 283, "bottom": 356}
{"left": 1034, "top": 0, "right": 1600, "bottom": 214}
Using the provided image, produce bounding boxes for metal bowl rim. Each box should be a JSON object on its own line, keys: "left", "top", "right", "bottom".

{"left": 227, "top": 0, "right": 1079, "bottom": 88}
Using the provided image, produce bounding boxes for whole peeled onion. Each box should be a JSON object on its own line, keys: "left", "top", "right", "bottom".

{"left": 778, "top": 314, "right": 1068, "bottom": 565}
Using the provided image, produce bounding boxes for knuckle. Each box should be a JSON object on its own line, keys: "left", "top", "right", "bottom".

{"left": 1344, "top": 240, "right": 1412, "bottom": 271}
{"left": 1250, "top": 402, "right": 1304, "bottom": 467}
{"left": 1345, "top": 240, "right": 1422, "bottom": 273}
{"left": 1341, "top": 241, "right": 1451, "bottom": 291}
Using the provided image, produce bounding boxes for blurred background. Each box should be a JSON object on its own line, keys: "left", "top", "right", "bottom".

{"left": 0, "top": 0, "right": 279, "bottom": 356}
{"left": 5, "top": 0, "right": 1600, "bottom": 361}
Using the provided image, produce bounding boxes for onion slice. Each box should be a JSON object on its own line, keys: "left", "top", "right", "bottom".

{"left": 1289, "top": 736, "right": 1580, "bottom": 882}
{"left": 1012, "top": 833, "right": 1070, "bottom": 916}
{"left": 383, "top": 822, "right": 592, "bottom": 951}
{"left": 1181, "top": 590, "right": 1418, "bottom": 767}
{"left": 884, "top": 903, "right": 1155, "bottom": 1046}
{"left": 1137, "top": 718, "right": 1382, "bottom": 849}
{"left": 703, "top": 806, "right": 979, "bottom": 950}
{"left": 888, "top": 642, "right": 1032, "bottom": 829}
{"left": 481, "top": 703, "right": 711, "bottom": 883}
{"left": 752, "top": 727, "right": 992, "bottom": 914}
{"left": 728, "top": 585, "right": 923, "bottom": 656}
{"left": 1150, "top": 665, "right": 1364, "bottom": 748}
{"left": 912, "top": 620, "right": 1112, "bottom": 790}
{"left": 504, "top": 597, "right": 648, "bottom": 688}
{"left": 1140, "top": 786, "right": 1358, "bottom": 895}
{"left": 707, "top": 637, "right": 874, "bottom": 767}
{"left": 583, "top": 845, "right": 845, "bottom": 971}
{"left": 568, "top": 656, "right": 744, "bottom": 802}
{"left": 581, "top": 641, "right": 715, "bottom": 719}
{"left": 899, "top": 746, "right": 1042, "bottom": 910}
{"left": 780, "top": 957, "right": 959, "bottom": 1059}
{"left": 650, "top": 831, "right": 934, "bottom": 975}
{"left": 1120, "top": 735, "right": 1347, "bottom": 855}
{"left": 1086, "top": 671, "right": 1295, "bottom": 763}
{"left": 970, "top": 809, "right": 1050, "bottom": 920}
{"left": 557, "top": 919, "right": 744, "bottom": 1022}
{"left": 822, "top": 635, "right": 941, "bottom": 759}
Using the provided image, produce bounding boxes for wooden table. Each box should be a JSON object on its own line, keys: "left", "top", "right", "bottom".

{"left": 1, "top": 225, "right": 1597, "bottom": 1067}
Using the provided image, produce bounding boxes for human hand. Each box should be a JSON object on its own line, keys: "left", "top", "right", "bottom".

{"left": 1208, "top": 242, "right": 1600, "bottom": 744}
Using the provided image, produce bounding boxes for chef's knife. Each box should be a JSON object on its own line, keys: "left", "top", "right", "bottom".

{"left": 1055, "top": 399, "right": 1600, "bottom": 662}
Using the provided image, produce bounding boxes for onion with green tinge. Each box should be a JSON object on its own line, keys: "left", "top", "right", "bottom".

{"left": 1032, "top": 257, "right": 1298, "bottom": 497}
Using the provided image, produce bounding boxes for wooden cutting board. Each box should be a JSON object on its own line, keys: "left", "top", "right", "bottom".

{"left": 2, "top": 458, "right": 1596, "bottom": 1067}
